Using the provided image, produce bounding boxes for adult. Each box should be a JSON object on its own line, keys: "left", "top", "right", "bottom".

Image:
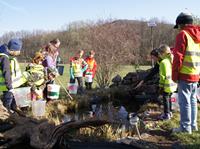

{"left": 172, "top": 12, "right": 200, "bottom": 134}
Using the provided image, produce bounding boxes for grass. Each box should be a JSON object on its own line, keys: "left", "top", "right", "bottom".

{"left": 20, "top": 63, "right": 151, "bottom": 88}
{"left": 19, "top": 63, "right": 200, "bottom": 148}
{"left": 154, "top": 104, "right": 200, "bottom": 148}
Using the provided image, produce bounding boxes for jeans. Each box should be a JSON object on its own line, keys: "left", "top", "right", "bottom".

{"left": 2, "top": 91, "right": 17, "bottom": 111}
{"left": 178, "top": 80, "right": 198, "bottom": 132}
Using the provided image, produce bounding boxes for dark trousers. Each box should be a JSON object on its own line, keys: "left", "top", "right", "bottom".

{"left": 85, "top": 82, "right": 93, "bottom": 90}
{"left": 2, "top": 91, "right": 17, "bottom": 111}
{"left": 70, "top": 77, "right": 84, "bottom": 94}
{"left": 162, "top": 92, "right": 172, "bottom": 114}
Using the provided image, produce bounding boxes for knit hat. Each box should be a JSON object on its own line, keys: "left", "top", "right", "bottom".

{"left": 7, "top": 39, "right": 22, "bottom": 51}
{"left": 174, "top": 12, "right": 193, "bottom": 29}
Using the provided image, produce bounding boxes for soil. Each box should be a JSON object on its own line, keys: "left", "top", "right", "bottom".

{"left": 136, "top": 111, "right": 181, "bottom": 149}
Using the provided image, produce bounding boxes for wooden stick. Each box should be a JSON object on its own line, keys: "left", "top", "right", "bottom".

{"left": 56, "top": 78, "right": 73, "bottom": 100}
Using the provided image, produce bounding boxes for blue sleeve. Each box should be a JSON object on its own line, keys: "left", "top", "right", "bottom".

{"left": 82, "top": 60, "right": 88, "bottom": 72}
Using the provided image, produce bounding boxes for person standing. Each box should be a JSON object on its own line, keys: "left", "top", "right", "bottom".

{"left": 70, "top": 50, "right": 88, "bottom": 94}
{"left": 172, "top": 12, "right": 200, "bottom": 133}
{"left": 42, "top": 43, "right": 57, "bottom": 73}
{"left": 49, "top": 38, "right": 61, "bottom": 66}
{"left": 84, "top": 50, "right": 97, "bottom": 90}
{"left": 0, "top": 39, "right": 25, "bottom": 115}
{"left": 158, "top": 45, "right": 177, "bottom": 120}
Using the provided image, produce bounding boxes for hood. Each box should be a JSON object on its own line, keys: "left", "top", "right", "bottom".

{"left": 0, "top": 44, "right": 9, "bottom": 55}
{"left": 183, "top": 25, "right": 200, "bottom": 43}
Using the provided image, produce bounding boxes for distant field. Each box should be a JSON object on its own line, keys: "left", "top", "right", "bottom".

{"left": 20, "top": 63, "right": 151, "bottom": 88}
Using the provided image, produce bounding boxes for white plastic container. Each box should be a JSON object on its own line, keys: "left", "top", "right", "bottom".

{"left": 47, "top": 84, "right": 60, "bottom": 99}
{"left": 68, "top": 83, "right": 78, "bottom": 94}
{"left": 13, "top": 87, "right": 31, "bottom": 107}
{"left": 32, "top": 100, "right": 46, "bottom": 117}
{"left": 85, "top": 75, "right": 93, "bottom": 83}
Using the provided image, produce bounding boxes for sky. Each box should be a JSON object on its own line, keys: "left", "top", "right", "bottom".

{"left": 0, "top": 0, "right": 199, "bottom": 36}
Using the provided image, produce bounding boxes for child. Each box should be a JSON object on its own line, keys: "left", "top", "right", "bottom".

{"left": 0, "top": 39, "right": 25, "bottom": 115}
{"left": 134, "top": 48, "right": 160, "bottom": 89}
{"left": 43, "top": 67, "right": 58, "bottom": 102}
{"left": 158, "top": 44, "right": 177, "bottom": 120}
{"left": 84, "top": 50, "right": 97, "bottom": 90}
{"left": 70, "top": 50, "right": 88, "bottom": 94}
{"left": 23, "top": 52, "right": 45, "bottom": 101}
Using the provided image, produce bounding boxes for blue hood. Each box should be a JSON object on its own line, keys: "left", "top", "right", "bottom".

{"left": 0, "top": 44, "right": 9, "bottom": 55}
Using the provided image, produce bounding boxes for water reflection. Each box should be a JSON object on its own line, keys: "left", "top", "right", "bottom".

{"left": 62, "top": 102, "right": 134, "bottom": 125}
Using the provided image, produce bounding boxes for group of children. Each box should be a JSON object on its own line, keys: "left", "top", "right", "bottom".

{"left": 0, "top": 38, "right": 98, "bottom": 115}
{"left": 69, "top": 50, "right": 97, "bottom": 94}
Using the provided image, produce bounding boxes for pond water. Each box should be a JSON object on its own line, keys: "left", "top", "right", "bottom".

{"left": 62, "top": 102, "right": 140, "bottom": 134}
{"left": 64, "top": 102, "right": 137, "bottom": 121}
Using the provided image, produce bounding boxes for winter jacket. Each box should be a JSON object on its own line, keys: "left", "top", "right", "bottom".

{"left": 143, "top": 62, "right": 159, "bottom": 83}
{"left": 0, "top": 53, "right": 24, "bottom": 91}
{"left": 159, "top": 54, "right": 177, "bottom": 93}
{"left": 172, "top": 25, "right": 200, "bottom": 82}
{"left": 23, "top": 63, "right": 45, "bottom": 86}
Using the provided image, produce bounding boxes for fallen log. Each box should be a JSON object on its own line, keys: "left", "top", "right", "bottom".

{"left": 0, "top": 104, "right": 109, "bottom": 149}
{"left": 43, "top": 120, "right": 109, "bottom": 149}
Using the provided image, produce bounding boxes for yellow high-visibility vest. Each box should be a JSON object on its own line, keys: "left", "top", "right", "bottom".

{"left": 23, "top": 64, "right": 45, "bottom": 86}
{"left": 159, "top": 55, "right": 177, "bottom": 93}
{"left": 180, "top": 31, "right": 200, "bottom": 75}
{"left": 0, "top": 53, "right": 25, "bottom": 91}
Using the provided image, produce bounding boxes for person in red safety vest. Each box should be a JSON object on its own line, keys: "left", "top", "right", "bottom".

{"left": 172, "top": 12, "right": 200, "bottom": 134}
{"left": 84, "top": 50, "right": 97, "bottom": 90}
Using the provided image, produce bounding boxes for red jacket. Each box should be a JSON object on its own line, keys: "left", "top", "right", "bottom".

{"left": 84, "top": 57, "right": 97, "bottom": 78}
{"left": 172, "top": 25, "right": 200, "bottom": 82}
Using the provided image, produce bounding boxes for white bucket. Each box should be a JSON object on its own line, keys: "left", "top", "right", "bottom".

{"left": 32, "top": 100, "right": 46, "bottom": 117}
{"left": 85, "top": 75, "right": 93, "bottom": 83}
{"left": 13, "top": 87, "right": 31, "bottom": 107}
{"left": 170, "top": 93, "right": 179, "bottom": 111}
{"left": 68, "top": 83, "right": 78, "bottom": 94}
{"left": 47, "top": 84, "right": 60, "bottom": 99}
